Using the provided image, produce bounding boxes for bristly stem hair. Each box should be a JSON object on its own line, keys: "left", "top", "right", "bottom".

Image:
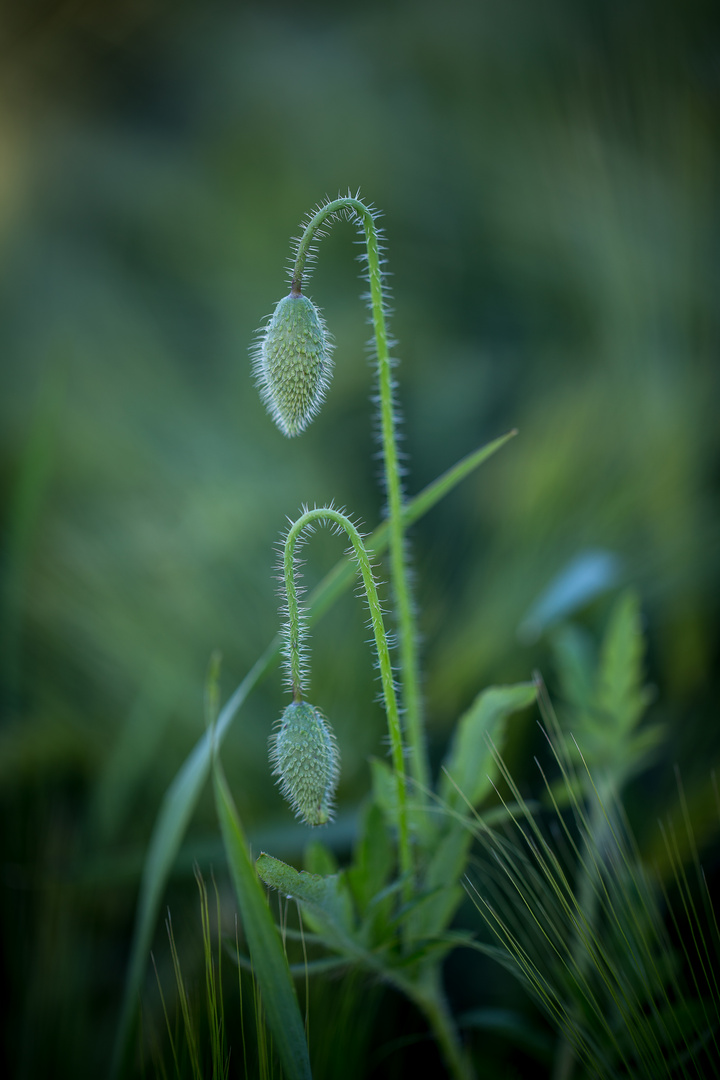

{"left": 281, "top": 504, "right": 412, "bottom": 892}
{"left": 291, "top": 194, "right": 429, "bottom": 799}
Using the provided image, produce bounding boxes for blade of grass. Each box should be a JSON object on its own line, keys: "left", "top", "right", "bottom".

{"left": 111, "top": 430, "right": 516, "bottom": 1075}
{"left": 234, "top": 916, "right": 249, "bottom": 1079}
{"left": 112, "top": 648, "right": 276, "bottom": 1078}
{"left": 151, "top": 952, "right": 180, "bottom": 1080}
{"left": 166, "top": 910, "right": 202, "bottom": 1080}
{"left": 213, "top": 754, "right": 312, "bottom": 1080}
{"left": 195, "top": 869, "right": 226, "bottom": 1080}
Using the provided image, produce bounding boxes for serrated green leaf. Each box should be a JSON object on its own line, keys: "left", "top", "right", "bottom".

{"left": 440, "top": 683, "right": 537, "bottom": 811}
{"left": 256, "top": 853, "right": 358, "bottom": 955}
{"left": 213, "top": 761, "right": 311, "bottom": 1080}
{"left": 596, "top": 591, "right": 652, "bottom": 736}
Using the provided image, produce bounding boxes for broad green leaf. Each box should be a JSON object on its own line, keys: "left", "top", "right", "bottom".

{"left": 347, "top": 800, "right": 394, "bottom": 916}
{"left": 407, "top": 824, "right": 472, "bottom": 940}
{"left": 213, "top": 761, "right": 311, "bottom": 1080}
{"left": 440, "top": 683, "right": 537, "bottom": 811}
{"left": 112, "top": 430, "right": 516, "bottom": 1075}
{"left": 405, "top": 883, "right": 466, "bottom": 948}
{"left": 347, "top": 800, "right": 396, "bottom": 946}
{"left": 368, "top": 756, "right": 429, "bottom": 838}
{"left": 369, "top": 757, "right": 396, "bottom": 818}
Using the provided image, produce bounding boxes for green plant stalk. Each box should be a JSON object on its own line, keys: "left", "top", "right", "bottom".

{"left": 409, "top": 970, "right": 474, "bottom": 1080}
{"left": 551, "top": 785, "right": 608, "bottom": 1080}
{"left": 292, "top": 197, "right": 429, "bottom": 796}
{"left": 282, "top": 507, "right": 412, "bottom": 893}
{"left": 349, "top": 950, "right": 474, "bottom": 1080}
{"left": 112, "top": 430, "right": 515, "bottom": 1078}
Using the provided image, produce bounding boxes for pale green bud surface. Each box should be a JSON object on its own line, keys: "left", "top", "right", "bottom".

{"left": 269, "top": 700, "right": 340, "bottom": 826}
{"left": 253, "top": 293, "right": 332, "bottom": 437}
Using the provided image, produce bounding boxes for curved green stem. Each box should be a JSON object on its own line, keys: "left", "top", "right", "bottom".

{"left": 292, "top": 197, "right": 429, "bottom": 798}
{"left": 282, "top": 506, "right": 412, "bottom": 895}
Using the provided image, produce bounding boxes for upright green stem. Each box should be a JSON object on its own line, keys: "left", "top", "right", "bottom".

{"left": 410, "top": 971, "right": 475, "bottom": 1080}
{"left": 552, "top": 786, "right": 608, "bottom": 1080}
{"left": 282, "top": 507, "right": 412, "bottom": 894}
{"left": 292, "top": 197, "right": 430, "bottom": 798}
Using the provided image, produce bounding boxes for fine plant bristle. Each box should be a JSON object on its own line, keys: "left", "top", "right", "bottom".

{"left": 252, "top": 292, "right": 333, "bottom": 437}
{"left": 269, "top": 700, "right": 340, "bottom": 826}
{"left": 465, "top": 739, "right": 720, "bottom": 1080}
{"left": 151, "top": 872, "right": 279, "bottom": 1080}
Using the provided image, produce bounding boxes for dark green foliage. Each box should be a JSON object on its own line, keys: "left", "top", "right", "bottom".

{"left": 550, "top": 592, "right": 660, "bottom": 784}
{"left": 468, "top": 597, "right": 720, "bottom": 1080}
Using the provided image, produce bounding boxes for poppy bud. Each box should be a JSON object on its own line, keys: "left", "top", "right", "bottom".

{"left": 253, "top": 293, "right": 332, "bottom": 437}
{"left": 269, "top": 700, "right": 340, "bottom": 826}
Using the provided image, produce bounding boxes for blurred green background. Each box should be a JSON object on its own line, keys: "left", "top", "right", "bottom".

{"left": 1, "top": 0, "right": 718, "bottom": 1076}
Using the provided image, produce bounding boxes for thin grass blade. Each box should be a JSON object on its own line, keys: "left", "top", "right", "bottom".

{"left": 213, "top": 757, "right": 312, "bottom": 1080}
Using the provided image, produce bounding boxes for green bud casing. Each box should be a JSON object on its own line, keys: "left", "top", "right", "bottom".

{"left": 269, "top": 700, "right": 340, "bottom": 826}
{"left": 253, "top": 293, "right": 332, "bottom": 437}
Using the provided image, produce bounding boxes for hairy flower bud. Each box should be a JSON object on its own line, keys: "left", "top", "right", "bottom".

{"left": 269, "top": 700, "right": 340, "bottom": 826}
{"left": 253, "top": 293, "right": 332, "bottom": 437}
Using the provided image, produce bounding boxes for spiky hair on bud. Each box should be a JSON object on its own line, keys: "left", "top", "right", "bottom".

{"left": 269, "top": 700, "right": 340, "bottom": 826}
{"left": 252, "top": 292, "right": 333, "bottom": 437}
